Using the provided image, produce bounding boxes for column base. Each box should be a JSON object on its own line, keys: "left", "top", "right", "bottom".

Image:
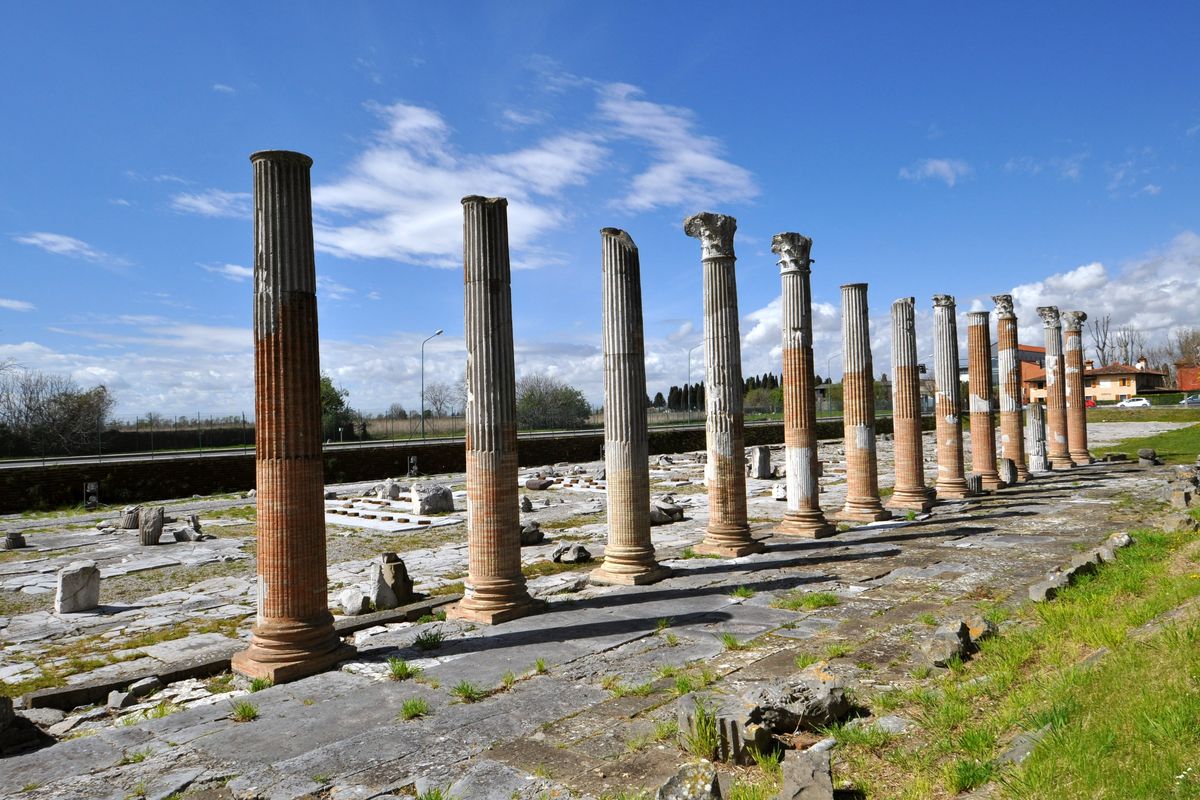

{"left": 590, "top": 564, "right": 673, "bottom": 586}
{"left": 978, "top": 471, "right": 1007, "bottom": 491}
{"left": 775, "top": 513, "right": 836, "bottom": 539}
{"left": 446, "top": 596, "right": 547, "bottom": 625}
{"left": 835, "top": 506, "right": 893, "bottom": 523}
{"left": 1050, "top": 456, "right": 1075, "bottom": 470}
{"left": 232, "top": 641, "right": 356, "bottom": 684}
{"left": 1012, "top": 465, "right": 1031, "bottom": 482}
{"left": 694, "top": 537, "right": 767, "bottom": 558}
{"left": 1069, "top": 450, "right": 1093, "bottom": 465}
{"left": 935, "top": 479, "right": 974, "bottom": 499}
{"left": 886, "top": 490, "right": 934, "bottom": 512}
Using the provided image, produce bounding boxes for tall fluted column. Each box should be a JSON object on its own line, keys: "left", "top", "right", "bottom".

{"left": 888, "top": 297, "right": 932, "bottom": 511}
{"left": 967, "top": 311, "right": 1005, "bottom": 490}
{"left": 837, "top": 284, "right": 891, "bottom": 522}
{"left": 933, "top": 295, "right": 971, "bottom": 498}
{"left": 685, "top": 212, "right": 763, "bottom": 557}
{"left": 993, "top": 295, "right": 1028, "bottom": 482}
{"left": 232, "top": 150, "right": 354, "bottom": 682}
{"left": 772, "top": 233, "right": 834, "bottom": 537}
{"left": 1038, "top": 306, "right": 1074, "bottom": 470}
{"left": 449, "top": 196, "right": 542, "bottom": 623}
{"left": 1062, "top": 311, "right": 1092, "bottom": 465}
{"left": 591, "top": 229, "right": 671, "bottom": 585}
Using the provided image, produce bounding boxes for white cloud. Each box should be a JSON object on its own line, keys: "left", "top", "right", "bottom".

{"left": 109, "top": 198, "right": 133, "bottom": 207}
{"left": 212, "top": 83, "right": 235, "bottom": 94}
{"left": 202, "top": 263, "right": 253, "bottom": 282}
{"left": 317, "top": 275, "right": 355, "bottom": 301}
{"left": 170, "top": 189, "right": 251, "bottom": 219}
{"left": 898, "top": 158, "right": 971, "bottom": 187}
{"left": 366, "top": 291, "right": 382, "bottom": 301}
{"left": 1004, "top": 153, "right": 1087, "bottom": 180}
{"left": 0, "top": 298, "right": 35, "bottom": 312}
{"left": 501, "top": 108, "right": 549, "bottom": 127}
{"left": 597, "top": 83, "right": 758, "bottom": 212}
{"left": 1135, "top": 183, "right": 1162, "bottom": 197}
{"left": 13, "top": 232, "right": 127, "bottom": 265}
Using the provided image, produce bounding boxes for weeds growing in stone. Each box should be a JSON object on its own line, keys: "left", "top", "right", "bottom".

{"left": 680, "top": 698, "right": 719, "bottom": 760}
{"left": 399, "top": 697, "right": 430, "bottom": 721}
{"left": 387, "top": 657, "right": 421, "bottom": 681}
{"left": 450, "top": 680, "right": 488, "bottom": 703}
{"left": 229, "top": 700, "right": 259, "bottom": 722}
{"left": 248, "top": 677, "right": 272, "bottom": 692}
{"left": 720, "top": 632, "right": 748, "bottom": 651}
{"left": 730, "top": 585, "right": 756, "bottom": 599}
{"left": 794, "top": 652, "right": 819, "bottom": 669}
{"left": 413, "top": 628, "right": 445, "bottom": 651}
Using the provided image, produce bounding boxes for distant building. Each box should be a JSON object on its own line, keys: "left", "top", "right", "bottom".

{"left": 1025, "top": 356, "right": 1167, "bottom": 404}
{"left": 1176, "top": 361, "right": 1200, "bottom": 392}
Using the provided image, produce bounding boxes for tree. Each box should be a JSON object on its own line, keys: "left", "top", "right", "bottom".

{"left": 423, "top": 380, "right": 457, "bottom": 417}
{"left": 0, "top": 367, "right": 115, "bottom": 456}
{"left": 1087, "top": 314, "right": 1112, "bottom": 366}
{"left": 1112, "top": 324, "right": 1148, "bottom": 366}
{"left": 1170, "top": 327, "right": 1200, "bottom": 366}
{"left": 652, "top": 391, "right": 666, "bottom": 408}
{"left": 744, "top": 387, "right": 775, "bottom": 412}
{"left": 319, "top": 374, "right": 356, "bottom": 441}
{"left": 516, "top": 373, "right": 591, "bottom": 430}
{"left": 386, "top": 402, "right": 408, "bottom": 420}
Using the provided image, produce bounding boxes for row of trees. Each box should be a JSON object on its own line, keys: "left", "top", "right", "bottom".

{"left": 1088, "top": 317, "right": 1200, "bottom": 372}
{"left": 0, "top": 363, "right": 115, "bottom": 457}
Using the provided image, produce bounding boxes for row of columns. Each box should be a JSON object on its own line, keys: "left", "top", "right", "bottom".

{"left": 234, "top": 153, "right": 1096, "bottom": 681}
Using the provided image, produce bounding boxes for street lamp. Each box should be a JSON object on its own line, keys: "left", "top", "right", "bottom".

{"left": 826, "top": 351, "right": 842, "bottom": 383}
{"left": 420, "top": 329, "right": 444, "bottom": 440}
{"left": 686, "top": 343, "right": 703, "bottom": 422}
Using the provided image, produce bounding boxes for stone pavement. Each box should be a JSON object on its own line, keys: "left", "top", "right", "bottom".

{"left": 0, "top": 448, "right": 1175, "bottom": 799}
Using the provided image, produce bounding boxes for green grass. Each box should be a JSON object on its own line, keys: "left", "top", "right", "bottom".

{"left": 533, "top": 658, "right": 547, "bottom": 674}
{"left": 823, "top": 642, "right": 852, "bottom": 659}
{"left": 387, "top": 657, "right": 422, "bottom": 681}
{"left": 601, "top": 675, "right": 657, "bottom": 698}
{"left": 680, "top": 698, "right": 719, "bottom": 760}
{"left": 399, "top": 697, "right": 430, "bottom": 720}
{"left": 680, "top": 546, "right": 721, "bottom": 560}
{"left": 1093, "top": 420, "right": 1200, "bottom": 464}
{"left": 918, "top": 611, "right": 938, "bottom": 626}
{"left": 412, "top": 628, "right": 445, "bottom": 651}
{"left": 450, "top": 680, "right": 488, "bottom": 703}
{"left": 794, "top": 652, "right": 819, "bottom": 669}
{"left": 229, "top": 700, "right": 259, "bottom": 722}
{"left": 248, "top": 677, "right": 272, "bottom": 692}
{"left": 772, "top": 590, "right": 841, "bottom": 611}
{"left": 730, "top": 585, "right": 756, "bottom": 599}
{"left": 1087, "top": 406, "right": 1200, "bottom": 423}
{"left": 719, "top": 631, "right": 751, "bottom": 651}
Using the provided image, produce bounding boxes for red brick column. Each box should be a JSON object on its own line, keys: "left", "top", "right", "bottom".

{"left": 684, "top": 212, "right": 763, "bottom": 557}
{"left": 966, "top": 311, "right": 1004, "bottom": 490}
{"left": 837, "top": 284, "right": 891, "bottom": 522}
{"left": 449, "top": 196, "right": 542, "bottom": 623}
{"left": 888, "top": 297, "right": 933, "bottom": 511}
{"left": 232, "top": 150, "right": 354, "bottom": 682}
{"left": 773, "top": 233, "right": 834, "bottom": 537}
{"left": 1038, "top": 306, "right": 1075, "bottom": 470}
{"left": 933, "top": 294, "right": 971, "bottom": 498}
{"left": 992, "top": 295, "right": 1029, "bottom": 481}
{"left": 591, "top": 229, "right": 671, "bottom": 585}
{"left": 1062, "top": 311, "right": 1092, "bottom": 465}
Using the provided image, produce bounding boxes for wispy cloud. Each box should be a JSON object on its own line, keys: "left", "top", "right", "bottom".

{"left": 598, "top": 83, "right": 758, "bottom": 212}
{"left": 501, "top": 108, "right": 549, "bottom": 127}
{"left": 170, "top": 189, "right": 251, "bottom": 219}
{"left": 0, "top": 298, "right": 35, "bottom": 312}
{"left": 202, "top": 263, "right": 253, "bottom": 282}
{"left": 898, "top": 158, "right": 971, "bottom": 187}
{"left": 211, "top": 83, "right": 235, "bottom": 94}
{"left": 109, "top": 198, "right": 133, "bottom": 207}
{"left": 1134, "top": 183, "right": 1162, "bottom": 197}
{"left": 1004, "top": 153, "right": 1087, "bottom": 180}
{"left": 13, "top": 232, "right": 128, "bottom": 265}
{"left": 317, "top": 275, "right": 355, "bottom": 301}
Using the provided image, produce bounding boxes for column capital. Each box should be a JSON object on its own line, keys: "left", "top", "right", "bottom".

{"left": 1037, "top": 306, "right": 1061, "bottom": 328}
{"left": 771, "top": 232, "right": 813, "bottom": 274}
{"left": 933, "top": 293, "right": 956, "bottom": 309}
{"left": 1062, "top": 310, "right": 1087, "bottom": 331}
{"left": 684, "top": 212, "right": 737, "bottom": 259}
{"left": 992, "top": 294, "right": 1015, "bottom": 318}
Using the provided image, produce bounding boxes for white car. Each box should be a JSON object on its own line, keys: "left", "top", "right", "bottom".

{"left": 1115, "top": 397, "right": 1151, "bottom": 408}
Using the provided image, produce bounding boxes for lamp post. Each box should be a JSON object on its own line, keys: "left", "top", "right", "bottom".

{"left": 825, "top": 351, "right": 842, "bottom": 418}
{"left": 420, "top": 329, "right": 444, "bottom": 440}
{"left": 686, "top": 342, "right": 702, "bottom": 423}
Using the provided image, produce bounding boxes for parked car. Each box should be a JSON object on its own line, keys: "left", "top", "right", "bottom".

{"left": 1180, "top": 395, "right": 1200, "bottom": 407}
{"left": 1115, "top": 397, "right": 1151, "bottom": 408}
{"left": 1085, "top": 398, "right": 1097, "bottom": 408}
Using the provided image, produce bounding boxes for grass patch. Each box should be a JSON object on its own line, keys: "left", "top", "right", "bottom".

{"left": 428, "top": 582, "right": 464, "bottom": 597}
{"left": 772, "top": 590, "right": 841, "bottom": 611}
{"left": 680, "top": 698, "right": 719, "bottom": 760}
{"left": 399, "top": 697, "right": 430, "bottom": 721}
{"left": 387, "top": 657, "right": 422, "bottom": 681}
{"left": 1093, "top": 420, "right": 1200, "bottom": 465}
{"left": 539, "top": 514, "right": 601, "bottom": 530}
{"left": 248, "top": 677, "right": 272, "bottom": 692}
{"left": 680, "top": 546, "right": 720, "bottom": 560}
{"left": 521, "top": 559, "right": 593, "bottom": 578}
{"left": 719, "top": 632, "right": 751, "bottom": 651}
{"left": 450, "top": 680, "right": 488, "bottom": 703}
{"left": 730, "top": 585, "right": 756, "bottom": 599}
{"left": 412, "top": 628, "right": 445, "bottom": 651}
{"left": 229, "top": 699, "right": 259, "bottom": 722}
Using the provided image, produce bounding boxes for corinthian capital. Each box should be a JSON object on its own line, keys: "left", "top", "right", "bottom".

{"left": 992, "top": 294, "right": 1015, "bottom": 319}
{"left": 683, "top": 212, "right": 737, "bottom": 260}
{"left": 933, "top": 294, "right": 956, "bottom": 309}
{"left": 1061, "top": 310, "right": 1087, "bottom": 331}
{"left": 1037, "top": 306, "right": 1061, "bottom": 328}
{"left": 770, "top": 232, "right": 813, "bottom": 273}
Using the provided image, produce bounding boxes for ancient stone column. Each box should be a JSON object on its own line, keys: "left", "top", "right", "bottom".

{"left": 837, "top": 284, "right": 891, "bottom": 522}
{"left": 232, "top": 150, "right": 354, "bottom": 682}
{"left": 591, "top": 229, "right": 671, "bottom": 585}
{"left": 1026, "top": 402, "right": 1049, "bottom": 473}
{"left": 933, "top": 295, "right": 971, "bottom": 498}
{"left": 772, "top": 233, "right": 834, "bottom": 537}
{"left": 966, "top": 311, "right": 1005, "bottom": 490}
{"left": 684, "top": 212, "right": 763, "bottom": 557}
{"left": 887, "top": 297, "right": 932, "bottom": 511}
{"left": 992, "top": 295, "right": 1028, "bottom": 482}
{"left": 449, "top": 196, "right": 541, "bottom": 623}
{"left": 1038, "top": 306, "right": 1074, "bottom": 470}
{"left": 1062, "top": 310, "right": 1092, "bottom": 465}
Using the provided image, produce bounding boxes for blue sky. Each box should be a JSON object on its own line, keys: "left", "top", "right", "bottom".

{"left": 2, "top": 3, "right": 1197, "bottom": 417}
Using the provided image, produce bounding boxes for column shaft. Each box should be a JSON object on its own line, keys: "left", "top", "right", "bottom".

{"left": 933, "top": 295, "right": 971, "bottom": 498}
{"left": 967, "top": 311, "right": 1004, "bottom": 490}
{"left": 232, "top": 150, "right": 353, "bottom": 682}
{"left": 772, "top": 234, "right": 834, "bottom": 537}
{"left": 592, "top": 229, "right": 670, "bottom": 585}
{"left": 837, "top": 284, "right": 891, "bottom": 522}
{"left": 450, "top": 196, "right": 541, "bottom": 623}
{"left": 684, "top": 213, "right": 763, "bottom": 557}
{"left": 1038, "top": 307, "right": 1074, "bottom": 469}
{"left": 888, "top": 297, "right": 932, "bottom": 510}
{"left": 993, "top": 295, "right": 1028, "bottom": 481}
{"left": 1063, "top": 311, "right": 1092, "bottom": 464}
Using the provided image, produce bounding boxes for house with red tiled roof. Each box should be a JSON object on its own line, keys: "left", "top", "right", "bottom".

{"left": 1026, "top": 356, "right": 1167, "bottom": 403}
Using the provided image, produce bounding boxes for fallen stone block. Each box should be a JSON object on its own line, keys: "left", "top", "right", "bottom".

{"left": 655, "top": 759, "right": 719, "bottom": 799}
{"left": 748, "top": 446, "right": 773, "bottom": 479}
{"left": 1107, "top": 532, "right": 1132, "bottom": 549}
{"left": 1171, "top": 488, "right": 1194, "bottom": 509}
{"left": 139, "top": 506, "right": 165, "bottom": 546}
{"left": 519, "top": 521, "right": 544, "bottom": 546}
{"left": 847, "top": 714, "right": 911, "bottom": 736}
{"left": 1066, "top": 550, "right": 1103, "bottom": 580}
{"left": 338, "top": 587, "right": 369, "bottom": 616}
{"left": 772, "top": 484, "right": 787, "bottom": 501}
{"left": 107, "top": 690, "right": 136, "bottom": 710}
{"left": 128, "top": 676, "right": 163, "bottom": 699}
{"left": 373, "top": 552, "right": 413, "bottom": 609}
{"left": 963, "top": 616, "right": 998, "bottom": 647}
{"left": 778, "top": 748, "right": 834, "bottom": 800}
{"left": 1029, "top": 571, "right": 1069, "bottom": 602}
{"left": 921, "top": 621, "right": 972, "bottom": 667}
{"left": 742, "top": 663, "right": 851, "bottom": 733}
{"left": 411, "top": 483, "right": 454, "bottom": 514}
{"left": 551, "top": 543, "right": 592, "bottom": 564}
{"left": 54, "top": 560, "right": 100, "bottom": 613}
{"left": 520, "top": 495, "right": 533, "bottom": 512}
{"left": 119, "top": 506, "right": 141, "bottom": 529}
{"left": 650, "top": 496, "right": 686, "bottom": 526}
{"left": 525, "top": 478, "right": 553, "bottom": 490}
{"left": 965, "top": 473, "right": 984, "bottom": 495}
{"left": 2, "top": 531, "right": 26, "bottom": 550}
{"left": 997, "top": 458, "right": 1018, "bottom": 486}
{"left": 676, "top": 694, "right": 771, "bottom": 765}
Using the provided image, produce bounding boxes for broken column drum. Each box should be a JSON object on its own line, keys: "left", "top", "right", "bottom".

{"left": 772, "top": 233, "right": 834, "bottom": 537}
{"left": 837, "top": 283, "right": 891, "bottom": 522}
{"left": 1062, "top": 310, "right": 1092, "bottom": 465}
{"left": 591, "top": 229, "right": 670, "bottom": 585}
{"left": 932, "top": 295, "right": 971, "bottom": 499}
{"left": 1026, "top": 402, "right": 1049, "bottom": 473}
{"left": 684, "top": 212, "right": 763, "bottom": 556}
{"left": 967, "top": 311, "right": 1004, "bottom": 490}
{"left": 232, "top": 151, "right": 354, "bottom": 682}
{"left": 1038, "top": 306, "right": 1074, "bottom": 470}
{"left": 992, "top": 295, "right": 1028, "bottom": 482}
{"left": 450, "top": 196, "right": 542, "bottom": 623}
{"left": 888, "top": 297, "right": 933, "bottom": 511}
